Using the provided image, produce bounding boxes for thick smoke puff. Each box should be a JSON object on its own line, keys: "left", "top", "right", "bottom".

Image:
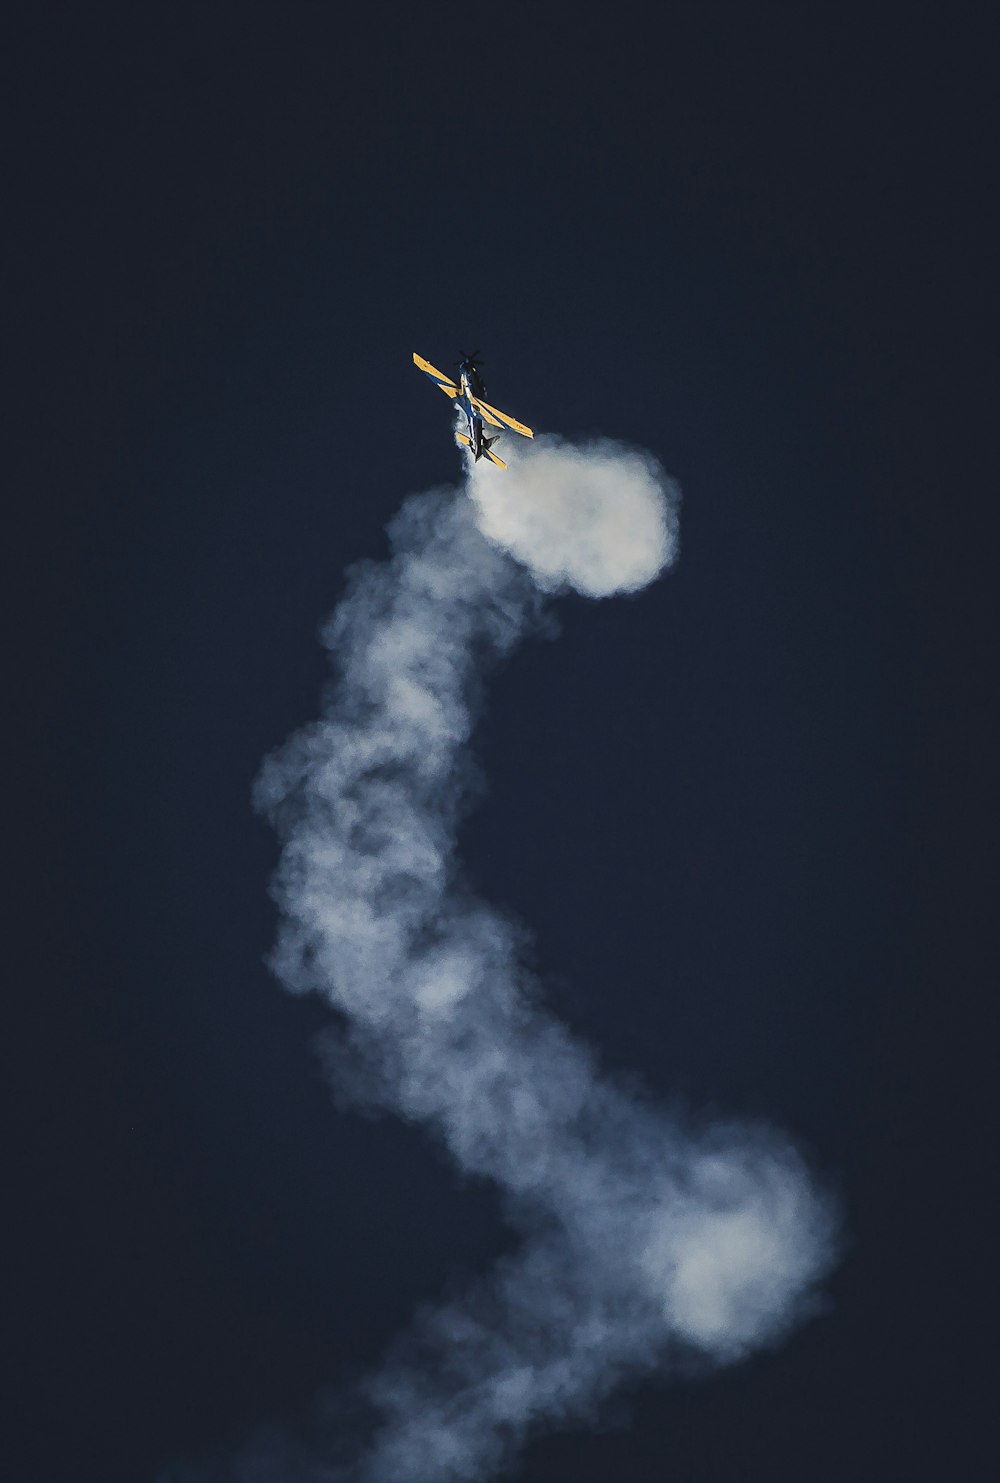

{"left": 468, "top": 437, "right": 680, "bottom": 597}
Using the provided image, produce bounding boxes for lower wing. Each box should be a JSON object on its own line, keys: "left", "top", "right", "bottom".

{"left": 413, "top": 352, "right": 459, "bottom": 398}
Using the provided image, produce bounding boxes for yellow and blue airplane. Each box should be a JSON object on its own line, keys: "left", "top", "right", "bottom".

{"left": 413, "top": 351, "right": 533, "bottom": 469}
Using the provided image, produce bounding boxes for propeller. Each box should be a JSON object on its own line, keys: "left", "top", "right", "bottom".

{"left": 456, "top": 349, "right": 482, "bottom": 365}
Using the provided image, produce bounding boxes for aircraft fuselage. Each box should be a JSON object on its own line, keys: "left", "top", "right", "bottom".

{"left": 458, "top": 368, "right": 491, "bottom": 459}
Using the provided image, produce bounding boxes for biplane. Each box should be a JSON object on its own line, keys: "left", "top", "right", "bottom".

{"left": 412, "top": 351, "right": 534, "bottom": 469}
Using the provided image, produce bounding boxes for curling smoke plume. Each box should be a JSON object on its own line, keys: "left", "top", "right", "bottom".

{"left": 244, "top": 436, "right": 836, "bottom": 1481}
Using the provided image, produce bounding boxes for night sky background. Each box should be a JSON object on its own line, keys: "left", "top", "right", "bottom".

{"left": 7, "top": 4, "right": 993, "bottom": 1481}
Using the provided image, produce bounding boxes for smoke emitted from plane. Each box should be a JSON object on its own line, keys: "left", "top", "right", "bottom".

{"left": 200, "top": 438, "right": 835, "bottom": 1481}
{"left": 468, "top": 436, "right": 675, "bottom": 596}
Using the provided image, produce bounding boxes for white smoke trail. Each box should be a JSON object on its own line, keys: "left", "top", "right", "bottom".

{"left": 242, "top": 436, "right": 836, "bottom": 1481}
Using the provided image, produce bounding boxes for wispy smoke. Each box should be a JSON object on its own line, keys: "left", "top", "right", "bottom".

{"left": 191, "top": 437, "right": 836, "bottom": 1480}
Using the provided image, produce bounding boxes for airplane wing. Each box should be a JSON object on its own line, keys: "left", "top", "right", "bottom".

{"left": 469, "top": 395, "right": 533, "bottom": 439}
{"left": 473, "top": 402, "right": 505, "bottom": 430}
{"left": 413, "top": 352, "right": 460, "bottom": 398}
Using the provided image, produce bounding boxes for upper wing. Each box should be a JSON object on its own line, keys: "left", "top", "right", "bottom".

{"left": 470, "top": 395, "right": 533, "bottom": 439}
{"left": 413, "top": 352, "right": 460, "bottom": 398}
{"left": 472, "top": 402, "right": 505, "bottom": 429}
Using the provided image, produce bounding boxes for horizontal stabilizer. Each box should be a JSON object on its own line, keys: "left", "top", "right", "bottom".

{"left": 485, "top": 448, "right": 507, "bottom": 469}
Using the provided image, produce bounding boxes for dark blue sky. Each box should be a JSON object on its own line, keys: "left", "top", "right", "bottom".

{"left": 7, "top": 4, "right": 991, "bottom": 1481}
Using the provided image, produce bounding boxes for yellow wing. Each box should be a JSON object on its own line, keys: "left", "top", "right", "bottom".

{"left": 474, "top": 403, "right": 505, "bottom": 429}
{"left": 413, "top": 352, "right": 460, "bottom": 398}
{"left": 470, "top": 395, "right": 533, "bottom": 439}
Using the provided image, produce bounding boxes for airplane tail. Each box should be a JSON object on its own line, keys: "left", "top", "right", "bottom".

{"left": 483, "top": 434, "right": 506, "bottom": 469}
{"left": 456, "top": 430, "right": 506, "bottom": 468}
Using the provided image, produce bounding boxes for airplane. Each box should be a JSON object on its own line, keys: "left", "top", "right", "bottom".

{"left": 413, "top": 351, "right": 534, "bottom": 469}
